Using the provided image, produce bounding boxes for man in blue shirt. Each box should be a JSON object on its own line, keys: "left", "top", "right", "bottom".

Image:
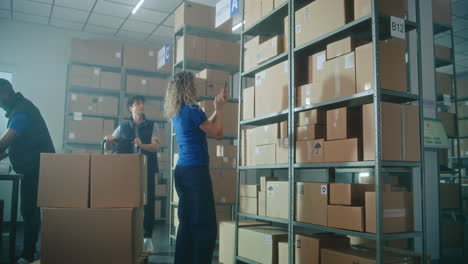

{"left": 0, "top": 79, "right": 55, "bottom": 264}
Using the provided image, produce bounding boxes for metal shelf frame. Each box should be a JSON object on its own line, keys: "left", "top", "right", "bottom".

{"left": 234, "top": 1, "right": 427, "bottom": 264}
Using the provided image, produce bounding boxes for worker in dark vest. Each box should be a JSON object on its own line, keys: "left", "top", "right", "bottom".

{"left": 0, "top": 79, "right": 55, "bottom": 264}
{"left": 105, "top": 95, "right": 160, "bottom": 252}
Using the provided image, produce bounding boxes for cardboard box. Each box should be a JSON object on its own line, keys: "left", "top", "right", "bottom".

{"left": 71, "top": 39, "right": 122, "bottom": 67}
{"left": 296, "top": 139, "right": 324, "bottom": 163}
{"left": 295, "top": 234, "right": 350, "bottom": 264}
{"left": 354, "top": 0, "right": 407, "bottom": 20}
{"left": 95, "top": 96, "right": 118, "bottom": 116}
{"left": 440, "top": 219, "right": 464, "bottom": 248}
{"left": 90, "top": 154, "right": 147, "bottom": 208}
{"left": 240, "top": 197, "right": 258, "bottom": 215}
{"left": 308, "top": 51, "right": 326, "bottom": 83}
{"left": 435, "top": 45, "right": 452, "bottom": 62}
{"left": 243, "top": 86, "right": 255, "bottom": 120}
{"left": 67, "top": 117, "right": 108, "bottom": 143}
{"left": 174, "top": 1, "right": 214, "bottom": 31}
{"left": 321, "top": 247, "right": 417, "bottom": 264}
{"left": 100, "top": 72, "right": 121, "bottom": 91}
{"left": 255, "top": 61, "right": 289, "bottom": 117}
{"left": 402, "top": 105, "right": 421, "bottom": 161}
{"left": 206, "top": 38, "right": 240, "bottom": 67}
{"left": 330, "top": 183, "right": 375, "bottom": 206}
{"left": 436, "top": 72, "right": 453, "bottom": 96}
{"left": 244, "top": 36, "right": 269, "bottom": 71}
{"left": 70, "top": 65, "right": 100, "bottom": 89}
{"left": 254, "top": 124, "right": 280, "bottom": 145}
{"left": 296, "top": 124, "right": 326, "bottom": 141}
{"left": 297, "top": 83, "right": 326, "bottom": 106}
{"left": 295, "top": 0, "right": 353, "bottom": 47}
{"left": 278, "top": 242, "right": 288, "bottom": 264}
{"left": 433, "top": 0, "right": 452, "bottom": 25}
{"left": 296, "top": 182, "right": 329, "bottom": 226}
{"left": 262, "top": 0, "right": 274, "bottom": 16}
{"left": 41, "top": 208, "right": 143, "bottom": 264}
{"left": 219, "top": 221, "right": 270, "bottom": 264}
{"left": 276, "top": 139, "right": 289, "bottom": 164}
{"left": 457, "top": 79, "right": 468, "bottom": 97}
{"left": 266, "top": 181, "right": 289, "bottom": 219}
{"left": 245, "top": 0, "right": 262, "bottom": 29}
{"left": 440, "top": 183, "right": 461, "bottom": 209}
{"left": 257, "top": 36, "right": 285, "bottom": 64}
{"left": 327, "top": 107, "right": 362, "bottom": 140}
{"left": 196, "top": 69, "right": 230, "bottom": 97}
{"left": 238, "top": 226, "right": 288, "bottom": 264}
{"left": 176, "top": 35, "right": 206, "bottom": 63}
{"left": 324, "top": 138, "right": 362, "bottom": 162}
{"left": 363, "top": 103, "right": 402, "bottom": 161}
{"left": 279, "top": 121, "right": 288, "bottom": 139}
{"left": 123, "top": 45, "right": 157, "bottom": 71}
{"left": 355, "top": 39, "right": 407, "bottom": 93}
{"left": 365, "top": 191, "right": 413, "bottom": 233}
{"left": 327, "top": 205, "right": 365, "bottom": 232}
{"left": 240, "top": 185, "right": 260, "bottom": 198}
{"left": 68, "top": 93, "right": 96, "bottom": 114}
{"left": 261, "top": 176, "right": 278, "bottom": 191}
{"left": 211, "top": 170, "right": 237, "bottom": 203}
{"left": 321, "top": 53, "right": 357, "bottom": 101}
{"left": 38, "top": 154, "right": 90, "bottom": 208}
{"left": 326, "top": 37, "right": 362, "bottom": 60}
{"left": 244, "top": 128, "right": 257, "bottom": 166}
{"left": 155, "top": 184, "right": 166, "bottom": 196}
{"left": 298, "top": 109, "right": 326, "bottom": 126}
{"left": 258, "top": 191, "right": 267, "bottom": 216}
{"left": 217, "top": 17, "right": 233, "bottom": 33}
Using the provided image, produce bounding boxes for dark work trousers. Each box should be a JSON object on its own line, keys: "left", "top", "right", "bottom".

{"left": 174, "top": 165, "right": 217, "bottom": 264}
{"left": 144, "top": 165, "right": 156, "bottom": 238}
{"left": 20, "top": 167, "right": 41, "bottom": 261}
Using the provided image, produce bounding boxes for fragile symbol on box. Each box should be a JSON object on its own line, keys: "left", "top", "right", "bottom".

{"left": 321, "top": 185, "right": 327, "bottom": 195}
{"left": 267, "top": 184, "right": 274, "bottom": 197}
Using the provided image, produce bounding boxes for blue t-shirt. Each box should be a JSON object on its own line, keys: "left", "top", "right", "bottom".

{"left": 7, "top": 113, "right": 29, "bottom": 134}
{"left": 173, "top": 104, "right": 209, "bottom": 166}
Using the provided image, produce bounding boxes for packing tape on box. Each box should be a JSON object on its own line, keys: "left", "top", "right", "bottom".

{"left": 384, "top": 209, "right": 407, "bottom": 218}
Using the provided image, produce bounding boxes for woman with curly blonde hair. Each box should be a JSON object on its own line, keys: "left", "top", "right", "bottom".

{"left": 164, "top": 71, "right": 226, "bottom": 264}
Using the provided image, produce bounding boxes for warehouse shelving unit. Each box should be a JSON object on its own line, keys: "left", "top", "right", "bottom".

{"left": 167, "top": 21, "right": 241, "bottom": 244}
{"left": 234, "top": 1, "right": 426, "bottom": 264}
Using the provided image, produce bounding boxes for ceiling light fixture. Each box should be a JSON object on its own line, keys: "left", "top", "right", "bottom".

{"left": 132, "top": 0, "right": 145, "bottom": 14}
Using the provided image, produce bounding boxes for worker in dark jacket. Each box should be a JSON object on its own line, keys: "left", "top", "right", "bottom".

{"left": 0, "top": 79, "right": 55, "bottom": 264}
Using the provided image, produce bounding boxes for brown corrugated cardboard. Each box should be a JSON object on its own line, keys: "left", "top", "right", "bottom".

{"left": 243, "top": 86, "right": 255, "bottom": 120}
{"left": 71, "top": 39, "right": 122, "bottom": 67}
{"left": 257, "top": 36, "right": 285, "bottom": 64}
{"left": 402, "top": 105, "right": 421, "bottom": 161}
{"left": 262, "top": 0, "right": 274, "bottom": 17}
{"left": 254, "top": 124, "right": 280, "bottom": 145}
{"left": 356, "top": 39, "right": 407, "bottom": 93}
{"left": 433, "top": 0, "right": 452, "bottom": 25}
{"left": 41, "top": 208, "right": 143, "bottom": 264}
{"left": 126, "top": 75, "right": 148, "bottom": 95}
{"left": 260, "top": 176, "right": 279, "bottom": 191}
{"left": 435, "top": 45, "right": 452, "bottom": 62}
{"left": 297, "top": 83, "right": 327, "bottom": 106}
{"left": 70, "top": 65, "right": 100, "bottom": 89}
{"left": 90, "top": 154, "right": 147, "bottom": 208}
{"left": 206, "top": 38, "right": 240, "bottom": 67}
{"left": 196, "top": 69, "right": 230, "bottom": 97}
{"left": 327, "top": 205, "right": 365, "bottom": 232}
{"left": 308, "top": 51, "right": 327, "bottom": 83}
{"left": 457, "top": 79, "right": 468, "bottom": 97}
{"left": 255, "top": 61, "right": 289, "bottom": 117}
{"left": 295, "top": 0, "right": 353, "bottom": 47}
{"left": 295, "top": 234, "right": 350, "bottom": 264}
{"left": 298, "top": 109, "right": 326, "bottom": 126}
{"left": 68, "top": 93, "right": 96, "bottom": 114}
{"left": 174, "top": 1, "right": 214, "bottom": 31}
{"left": 194, "top": 77, "right": 207, "bottom": 97}
{"left": 38, "top": 154, "right": 90, "bottom": 208}
{"left": 240, "top": 197, "right": 258, "bottom": 215}
{"left": 100, "top": 72, "right": 121, "bottom": 91}
{"left": 436, "top": 72, "right": 453, "bottom": 96}
{"left": 211, "top": 170, "right": 236, "bottom": 203}
{"left": 279, "top": 121, "right": 288, "bottom": 138}
{"left": 330, "top": 183, "right": 375, "bottom": 206}
{"left": 244, "top": 128, "right": 257, "bottom": 166}
{"left": 365, "top": 191, "right": 414, "bottom": 233}
{"left": 258, "top": 191, "right": 267, "bottom": 216}
{"left": 321, "top": 247, "right": 418, "bottom": 264}
{"left": 67, "top": 117, "right": 105, "bottom": 143}
{"left": 96, "top": 96, "right": 118, "bottom": 116}
{"left": 322, "top": 53, "right": 357, "bottom": 100}
{"left": 296, "top": 139, "right": 324, "bottom": 163}
{"left": 278, "top": 242, "right": 288, "bottom": 264}
{"left": 296, "top": 182, "right": 329, "bottom": 226}
{"left": 176, "top": 35, "right": 207, "bottom": 63}
{"left": 123, "top": 45, "right": 157, "bottom": 71}
{"left": 244, "top": 36, "right": 269, "bottom": 71}
{"left": 266, "top": 181, "right": 289, "bottom": 219}
{"left": 326, "top": 37, "right": 362, "bottom": 60}
{"left": 326, "top": 107, "right": 362, "bottom": 140}
{"left": 238, "top": 226, "right": 288, "bottom": 264}
{"left": 441, "top": 219, "right": 464, "bottom": 248}
{"left": 324, "top": 138, "right": 362, "bottom": 162}
{"left": 296, "top": 124, "right": 326, "bottom": 141}
{"left": 363, "top": 103, "right": 402, "bottom": 161}
{"left": 219, "top": 221, "right": 270, "bottom": 264}
{"left": 240, "top": 185, "right": 260, "bottom": 198}
{"left": 276, "top": 139, "right": 289, "bottom": 164}
{"left": 245, "top": 0, "right": 262, "bottom": 29}
{"left": 440, "top": 183, "right": 461, "bottom": 209}
{"left": 354, "top": 0, "right": 407, "bottom": 20}
{"left": 223, "top": 102, "right": 239, "bottom": 136}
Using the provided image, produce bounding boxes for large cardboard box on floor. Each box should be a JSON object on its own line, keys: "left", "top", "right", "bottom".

{"left": 324, "top": 138, "right": 362, "bottom": 162}
{"left": 38, "top": 154, "right": 90, "bottom": 208}
{"left": 439, "top": 183, "right": 461, "bottom": 209}
{"left": 255, "top": 61, "right": 289, "bottom": 117}
{"left": 257, "top": 36, "right": 285, "bottom": 64}
{"left": 71, "top": 39, "right": 122, "bottom": 67}
{"left": 176, "top": 35, "right": 206, "bottom": 63}
{"left": 244, "top": 0, "right": 262, "bottom": 29}
{"left": 41, "top": 208, "right": 143, "bottom": 264}
{"left": 266, "top": 181, "right": 289, "bottom": 219}
{"left": 70, "top": 65, "right": 101, "bottom": 89}
{"left": 219, "top": 221, "right": 270, "bottom": 264}
{"left": 330, "top": 183, "right": 375, "bottom": 206}
{"left": 327, "top": 107, "right": 362, "bottom": 140}
{"left": 123, "top": 45, "right": 158, "bottom": 71}
{"left": 238, "top": 226, "right": 288, "bottom": 264}
{"left": 433, "top": 0, "right": 452, "bottom": 25}
{"left": 296, "top": 139, "right": 324, "bottom": 163}
{"left": 327, "top": 205, "right": 365, "bottom": 232}
{"left": 90, "top": 154, "right": 147, "bottom": 208}
{"left": 296, "top": 182, "right": 329, "bottom": 226}
{"left": 295, "top": 234, "right": 350, "bottom": 264}
{"left": 365, "top": 191, "right": 414, "bottom": 233}
{"left": 295, "top": 0, "right": 353, "bottom": 47}
{"left": 211, "top": 170, "right": 237, "bottom": 204}
{"left": 356, "top": 38, "right": 407, "bottom": 93}
{"left": 243, "top": 86, "right": 255, "bottom": 120}
{"left": 174, "top": 1, "right": 214, "bottom": 31}
{"left": 354, "top": 0, "right": 407, "bottom": 20}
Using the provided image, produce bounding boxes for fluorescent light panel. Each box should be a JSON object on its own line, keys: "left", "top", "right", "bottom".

{"left": 132, "top": 0, "right": 145, "bottom": 14}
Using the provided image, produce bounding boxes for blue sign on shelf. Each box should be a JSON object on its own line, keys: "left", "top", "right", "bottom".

{"left": 230, "top": 0, "right": 239, "bottom": 16}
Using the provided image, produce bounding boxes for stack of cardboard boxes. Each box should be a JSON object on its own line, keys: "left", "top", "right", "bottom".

{"left": 38, "top": 153, "right": 147, "bottom": 264}
{"left": 244, "top": 0, "right": 287, "bottom": 29}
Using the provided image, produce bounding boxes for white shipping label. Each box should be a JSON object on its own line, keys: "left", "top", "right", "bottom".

{"left": 317, "top": 54, "right": 326, "bottom": 70}
{"left": 390, "top": 16, "right": 406, "bottom": 39}
{"left": 321, "top": 185, "right": 328, "bottom": 195}
{"left": 405, "top": 53, "right": 408, "bottom": 63}
{"left": 384, "top": 209, "right": 407, "bottom": 218}
{"left": 141, "top": 79, "right": 148, "bottom": 86}
{"left": 305, "top": 97, "right": 311, "bottom": 105}
{"left": 93, "top": 68, "right": 101, "bottom": 76}
{"left": 149, "top": 50, "right": 155, "bottom": 57}
{"left": 295, "top": 24, "right": 302, "bottom": 33}
{"left": 88, "top": 105, "right": 94, "bottom": 111}
{"left": 73, "top": 112, "right": 83, "bottom": 121}
{"left": 256, "top": 147, "right": 260, "bottom": 155}
{"left": 265, "top": 236, "right": 272, "bottom": 245}
{"left": 284, "top": 61, "right": 289, "bottom": 73}
{"left": 115, "top": 52, "right": 122, "bottom": 59}
{"left": 68, "top": 132, "right": 76, "bottom": 140}
{"left": 345, "top": 53, "right": 355, "bottom": 69}
{"left": 71, "top": 94, "right": 77, "bottom": 101}
{"left": 272, "top": 38, "right": 277, "bottom": 48}
{"left": 443, "top": 94, "right": 451, "bottom": 106}
{"left": 98, "top": 96, "right": 104, "bottom": 103}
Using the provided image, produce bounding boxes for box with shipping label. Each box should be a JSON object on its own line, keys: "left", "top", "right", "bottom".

{"left": 308, "top": 50, "right": 327, "bottom": 83}
{"left": 321, "top": 52, "right": 357, "bottom": 100}
{"left": 41, "top": 208, "right": 143, "bottom": 264}
{"left": 266, "top": 181, "right": 289, "bottom": 219}
{"left": 432, "top": 0, "right": 452, "bottom": 25}
{"left": 255, "top": 62, "right": 289, "bottom": 117}
{"left": 38, "top": 154, "right": 91, "bottom": 208}
{"left": 327, "top": 205, "right": 365, "bottom": 232}
{"left": 68, "top": 93, "right": 96, "bottom": 114}
{"left": 176, "top": 35, "right": 207, "bottom": 64}
{"left": 95, "top": 95, "right": 118, "bottom": 116}
{"left": 296, "top": 182, "right": 329, "bottom": 226}
{"left": 240, "top": 197, "right": 258, "bottom": 215}
{"left": 67, "top": 117, "right": 108, "bottom": 143}
{"left": 324, "top": 138, "right": 362, "bottom": 162}
{"left": 365, "top": 191, "right": 414, "bottom": 233}
{"left": 71, "top": 39, "right": 122, "bottom": 67}
{"left": 211, "top": 170, "right": 236, "bottom": 203}
{"left": 70, "top": 65, "right": 101, "bottom": 89}
{"left": 354, "top": 0, "right": 407, "bottom": 20}
{"left": 330, "top": 183, "right": 375, "bottom": 206}
{"left": 238, "top": 226, "right": 288, "bottom": 264}
{"left": 174, "top": 1, "right": 214, "bottom": 31}
{"left": 90, "top": 154, "right": 147, "bottom": 208}
{"left": 298, "top": 109, "right": 326, "bottom": 126}
{"left": 296, "top": 124, "right": 326, "bottom": 141}
{"left": 276, "top": 139, "right": 289, "bottom": 164}
{"left": 261, "top": 176, "right": 279, "bottom": 191}
{"left": 326, "top": 106, "right": 362, "bottom": 141}
{"left": 295, "top": 234, "right": 350, "bottom": 264}
{"left": 296, "top": 83, "right": 327, "bottom": 106}
{"left": 123, "top": 45, "right": 158, "bottom": 72}
{"left": 256, "top": 36, "right": 285, "bottom": 64}
{"left": 296, "top": 139, "right": 324, "bottom": 163}
{"left": 196, "top": 69, "right": 230, "bottom": 97}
